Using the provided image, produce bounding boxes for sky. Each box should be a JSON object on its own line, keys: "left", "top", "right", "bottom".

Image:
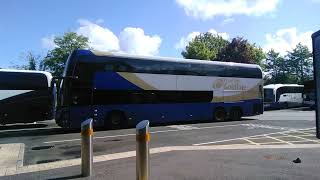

{"left": 0, "top": 0, "right": 320, "bottom": 68}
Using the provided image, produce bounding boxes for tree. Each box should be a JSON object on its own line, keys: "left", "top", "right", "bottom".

{"left": 264, "top": 49, "right": 297, "bottom": 84}
{"left": 286, "top": 43, "right": 313, "bottom": 84}
{"left": 26, "top": 52, "right": 37, "bottom": 70}
{"left": 42, "top": 32, "right": 89, "bottom": 76}
{"left": 13, "top": 52, "right": 40, "bottom": 70}
{"left": 217, "top": 37, "right": 265, "bottom": 65}
{"left": 181, "top": 32, "right": 228, "bottom": 60}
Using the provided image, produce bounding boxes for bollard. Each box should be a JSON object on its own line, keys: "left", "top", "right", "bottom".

{"left": 136, "top": 120, "right": 150, "bottom": 180}
{"left": 81, "top": 118, "right": 93, "bottom": 177}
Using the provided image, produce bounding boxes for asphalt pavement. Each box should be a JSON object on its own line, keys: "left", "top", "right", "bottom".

{"left": 0, "top": 107, "right": 318, "bottom": 179}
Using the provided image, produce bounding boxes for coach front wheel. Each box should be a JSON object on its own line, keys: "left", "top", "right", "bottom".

{"left": 105, "top": 111, "right": 128, "bottom": 129}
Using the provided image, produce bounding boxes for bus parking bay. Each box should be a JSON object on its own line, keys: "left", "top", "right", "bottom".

{"left": 0, "top": 107, "right": 318, "bottom": 179}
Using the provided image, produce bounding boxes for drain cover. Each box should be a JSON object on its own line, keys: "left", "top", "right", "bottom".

{"left": 36, "top": 159, "right": 61, "bottom": 164}
{"left": 31, "top": 145, "right": 54, "bottom": 150}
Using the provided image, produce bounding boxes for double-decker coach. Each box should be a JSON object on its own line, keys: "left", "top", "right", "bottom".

{"left": 56, "top": 50, "right": 263, "bottom": 129}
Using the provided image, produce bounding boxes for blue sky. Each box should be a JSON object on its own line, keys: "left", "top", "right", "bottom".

{"left": 0, "top": 0, "right": 319, "bottom": 68}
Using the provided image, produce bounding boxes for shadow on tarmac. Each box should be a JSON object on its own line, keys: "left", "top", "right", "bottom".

{"left": 0, "top": 127, "right": 78, "bottom": 138}
{"left": 0, "top": 117, "right": 257, "bottom": 138}
{"left": 47, "top": 174, "right": 82, "bottom": 180}
{"left": 0, "top": 123, "right": 48, "bottom": 130}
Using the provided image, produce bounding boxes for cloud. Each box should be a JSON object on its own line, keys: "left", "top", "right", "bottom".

{"left": 175, "top": 29, "right": 229, "bottom": 49}
{"left": 77, "top": 19, "right": 120, "bottom": 52}
{"left": 119, "top": 27, "right": 162, "bottom": 56}
{"left": 208, "top": 29, "right": 230, "bottom": 40}
{"left": 221, "top": 18, "right": 235, "bottom": 26}
{"left": 41, "top": 35, "right": 57, "bottom": 49}
{"left": 176, "top": 0, "right": 280, "bottom": 20}
{"left": 263, "top": 27, "right": 313, "bottom": 55}
{"left": 41, "top": 19, "right": 162, "bottom": 56}
{"left": 175, "top": 32, "right": 200, "bottom": 50}
{"left": 77, "top": 19, "right": 161, "bottom": 56}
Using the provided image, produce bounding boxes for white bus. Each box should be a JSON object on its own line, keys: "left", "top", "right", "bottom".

{"left": 55, "top": 50, "right": 264, "bottom": 129}
{"left": 264, "top": 84, "right": 304, "bottom": 109}
{"left": 0, "top": 69, "right": 55, "bottom": 125}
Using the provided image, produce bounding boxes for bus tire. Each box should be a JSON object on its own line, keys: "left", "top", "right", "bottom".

{"left": 105, "top": 111, "right": 127, "bottom": 129}
{"left": 229, "top": 108, "right": 242, "bottom": 121}
{"left": 284, "top": 102, "right": 289, "bottom": 109}
{"left": 213, "top": 108, "right": 226, "bottom": 121}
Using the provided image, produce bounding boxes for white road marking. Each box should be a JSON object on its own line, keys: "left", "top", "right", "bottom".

{"left": 4, "top": 144, "right": 320, "bottom": 177}
{"left": 265, "top": 135, "right": 294, "bottom": 145}
{"left": 244, "top": 124, "right": 294, "bottom": 131}
{"left": 193, "top": 127, "right": 315, "bottom": 146}
{"left": 279, "top": 132, "right": 320, "bottom": 143}
{"left": 43, "top": 124, "right": 247, "bottom": 144}
{"left": 167, "top": 125, "right": 199, "bottom": 130}
{"left": 242, "top": 138, "right": 260, "bottom": 145}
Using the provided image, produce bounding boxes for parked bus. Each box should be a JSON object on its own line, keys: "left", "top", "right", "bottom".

{"left": 303, "top": 80, "right": 315, "bottom": 109}
{"left": 0, "top": 69, "right": 55, "bottom": 125}
{"left": 55, "top": 50, "right": 264, "bottom": 129}
{"left": 264, "top": 84, "right": 304, "bottom": 109}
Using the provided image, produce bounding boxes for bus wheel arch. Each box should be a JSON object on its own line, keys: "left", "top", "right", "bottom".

{"left": 105, "top": 110, "right": 128, "bottom": 129}
{"left": 229, "top": 107, "right": 242, "bottom": 121}
{"left": 213, "top": 107, "right": 226, "bottom": 121}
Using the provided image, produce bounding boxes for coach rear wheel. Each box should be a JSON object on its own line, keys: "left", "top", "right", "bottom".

{"left": 105, "top": 111, "right": 128, "bottom": 129}
{"left": 229, "top": 108, "right": 242, "bottom": 121}
{"left": 213, "top": 108, "right": 226, "bottom": 121}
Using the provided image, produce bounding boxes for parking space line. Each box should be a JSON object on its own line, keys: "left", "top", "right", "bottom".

{"left": 193, "top": 128, "right": 314, "bottom": 146}
{"left": 44, "top": 124, "right": 247, "bottom": 144}
{"left": 242, "top": 138, "right": 260, "bottom": 145}
{"left": 265, "top": 135, "right": 294, "bottom": 145}
{"left": 291, "top": 131, "right": 315, "bottom": 136}
{"left": 279, "top": 132, "right": 320, "bottom": 143}
{"left": 286, "top": 140, "right": 314, "bottom": 143}
{"left": 259, "top": 142, "right": 287, "bottom": 145}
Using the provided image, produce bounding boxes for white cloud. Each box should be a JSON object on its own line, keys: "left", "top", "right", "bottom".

{"left": 175, "top": 31, "right": 200, "bottom": 50}
{"left": 41, "top": 35, "right": 57, "bottom": 49}
{"left": 175, "top": 29, "right": 229, "bottom": 49}
{"left": 263, "top": 27, "right": 313, "bottom": 55}
{"left": 119, "top": 27, "right": 162, "bottom": 56}
{"left": 77, "top": 19, "right": 161, "bottom": 56}
{"left": 41, "top": 19, "right": 162, "bottom": 56}
{"left": 77, "top": 19, "right": 120, "bottom": 52}
{"left": 221, "top": 18, "right": 235, "bottom": 26}
{"left": 208, "top": 29, "right": 230, "bottom": 40}
{"left": 176, "top": 0, "right": 280, "bottom": 20}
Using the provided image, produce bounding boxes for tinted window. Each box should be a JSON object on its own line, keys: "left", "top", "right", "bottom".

{"left": 92, "top": 90, "right": 212, "bottom": 104}
{"left": 264, "top": 88, "right": 274, "bottom": 102}
{"left": 0, "top": 72, "right": 48, "bottom": 90}
{"left": 77, "top": 55, "right": 262, "bottom": 78}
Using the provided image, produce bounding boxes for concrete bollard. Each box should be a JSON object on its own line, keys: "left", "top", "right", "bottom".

{"left": 136, "top": 120, "right": 150, "bottom": 180}
{"left": 81, "top": 118, "right": 93, "bottom": 177}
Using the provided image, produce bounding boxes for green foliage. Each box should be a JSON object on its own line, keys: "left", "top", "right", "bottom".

{"left": 264, "top": 49, "right": 295, "bottom": 84}
{"left": 27, "top": 52, "right": 37, "bottom": 70}
{"left": 13, "top": 52, "right": 40, "bottom": 70}
{"left": 217, "top": 37, "right": 265, "bottom": 65}
{"left": 286, "top": 43, "right": 313, "bottom": 83}
{"left": 42, "top": 32, "right": 89, "bottom": 76}
{"left": 264, "top": 44, "right": 313, "bottom": 84}
{"left": 181, "top": 32, "right": 228, "bottom": 60}
{"left": 182, "top": 34, "right": 265, "bottom": 65}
